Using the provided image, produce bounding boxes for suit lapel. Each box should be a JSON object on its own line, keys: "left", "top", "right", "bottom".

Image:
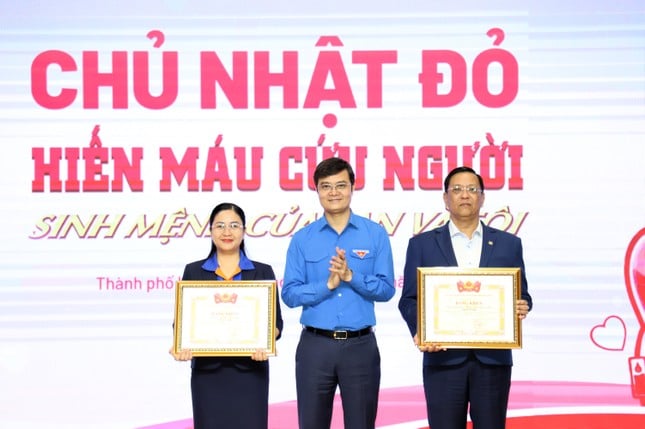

{"left": 479, "top": 223, "right": 496, "bottom": 267}
{"left": 436, "top": 223, "right": 458, "bottom": 266}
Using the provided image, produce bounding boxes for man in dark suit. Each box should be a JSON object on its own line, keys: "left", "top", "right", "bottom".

{"left": 398, "top": 166, "right": 533, "bottom": 429}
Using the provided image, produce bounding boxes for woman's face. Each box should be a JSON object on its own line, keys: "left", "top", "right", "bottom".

{"left": 210, "top": 209, "right": 245, "bottom": 254}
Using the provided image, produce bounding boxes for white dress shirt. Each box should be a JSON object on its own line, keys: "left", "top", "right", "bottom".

{"left": 448, "top": 221, "right": 483, "bottom": 267}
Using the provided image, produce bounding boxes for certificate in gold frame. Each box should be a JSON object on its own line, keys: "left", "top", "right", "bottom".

{"left": 417, "top": 267, "right": 521, "bottom": 349}
{"left": 173, "top": 280, "right": 277, "bottom": 357}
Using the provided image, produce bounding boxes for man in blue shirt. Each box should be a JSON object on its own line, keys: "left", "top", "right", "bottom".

{"left": 282, "top": 157, "right": 395, "bottom": 429}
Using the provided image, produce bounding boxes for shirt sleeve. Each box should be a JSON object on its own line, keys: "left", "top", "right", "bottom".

{"left": 280, "top": 231, "right": 334, "bottom": 308}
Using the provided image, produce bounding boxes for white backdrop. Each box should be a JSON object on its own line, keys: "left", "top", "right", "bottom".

{"left": 1, "top": 1, "right": 644, "bottom": 428}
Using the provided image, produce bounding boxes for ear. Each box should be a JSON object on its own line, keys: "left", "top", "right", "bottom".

{"left": 442, "top": 192, "right": 449, "bottom": 210}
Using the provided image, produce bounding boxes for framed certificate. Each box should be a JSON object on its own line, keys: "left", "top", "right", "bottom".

{"left": 173, "top": 280, "right": 277, "bottom": 357}
{"left": 417, "top": 267, "right": 521, "bottom": 349}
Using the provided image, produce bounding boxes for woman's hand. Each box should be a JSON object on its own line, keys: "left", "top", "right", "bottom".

{"left": 251, "top": 349, "right": 270, "bottom": 361}
{"left": 169, "top": 346, "right": 193, "bottom": 361}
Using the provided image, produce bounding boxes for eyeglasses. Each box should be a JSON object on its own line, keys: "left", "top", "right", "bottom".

{"left": 318, "top": 181, "right": 350, "bottom": 193}
{"left": 212, "top": 222, "right": 244, "bottom": 232}
{"left": 448, "top": 185, "right": 481, "bottom": 195}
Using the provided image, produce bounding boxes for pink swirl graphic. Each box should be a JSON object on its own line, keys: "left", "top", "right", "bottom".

{"left": 137, "top": 381, "right": 644, "bottom": 429}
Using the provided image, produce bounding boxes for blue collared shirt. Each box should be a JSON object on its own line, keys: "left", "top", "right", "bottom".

{"left": 201, "top": 251, "right": 255, "bottom": 280}
{"left": 281, "top": 211, "right": 395, "bottom": 330}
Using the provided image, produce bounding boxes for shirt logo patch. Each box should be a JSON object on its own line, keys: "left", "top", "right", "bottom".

{"left": 352, "top": 249, "right": 369, "bottom": 259}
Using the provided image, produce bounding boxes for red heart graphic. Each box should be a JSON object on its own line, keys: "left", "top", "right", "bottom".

{"left": 590, "top": 315, "right": 626, "bottom": 351}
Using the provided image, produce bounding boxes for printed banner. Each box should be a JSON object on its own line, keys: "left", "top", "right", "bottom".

{"left": 1, "top": 1, "right": 644, "bottom": 428}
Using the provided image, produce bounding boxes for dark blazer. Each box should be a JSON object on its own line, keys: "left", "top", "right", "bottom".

{"left": 398, "top": 221, "right": 532, "bottom": 366}
{"left": 181, "top": 257, "right": 284, "bottom": 371}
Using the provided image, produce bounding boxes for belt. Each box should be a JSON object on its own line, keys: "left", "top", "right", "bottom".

{"left": 304, "top": 326, "right": 372, "bottom": 340}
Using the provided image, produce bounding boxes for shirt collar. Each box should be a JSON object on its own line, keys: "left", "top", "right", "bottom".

{"left": 448, "top": 220, "right": 483, "bottom": 239}
{"left": 318, "top": 210, "right": 357, "bottom": 232}
{"left": 201, "top": 251, "right": 255, "bottom": 272}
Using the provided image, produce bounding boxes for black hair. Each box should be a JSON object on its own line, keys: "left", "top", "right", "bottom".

{"left": 313, "top": 157, "right": 355, "bottom": 187}
{"left": 443, "top": 166, "right": 485, "bottom": 193}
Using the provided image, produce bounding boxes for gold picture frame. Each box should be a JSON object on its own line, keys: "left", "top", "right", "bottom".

{"left": 173, "top": 280, "right": 277, "bottom": 357}
{"left": 417, "top": 267, "right": 522, "bottom": 349}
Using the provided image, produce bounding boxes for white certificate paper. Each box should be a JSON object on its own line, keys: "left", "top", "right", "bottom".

{"left": 418, "top": 267, "right": 521, "bottom": 349}
{"left": 173, "top": 280, "right": 277, "bottom": 357}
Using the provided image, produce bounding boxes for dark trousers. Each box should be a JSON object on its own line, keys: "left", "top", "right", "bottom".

{"left": 423, "top": 354, "right": 512, "bottom": 429}
{"left": 191, "top": 361, "right": 269, "bottom": 429}
{"left": 295, "top": 329, "right": 381, "bottom": 429}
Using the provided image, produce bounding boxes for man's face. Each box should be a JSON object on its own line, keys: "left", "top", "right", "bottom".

{"left": 316, "top": 170, "right": 353, "bottom": 216}
{"left": 443, "top": 172, "right": 485, "bottom": 221}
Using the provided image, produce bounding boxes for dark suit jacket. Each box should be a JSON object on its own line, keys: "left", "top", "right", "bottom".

{"left": 181, "top": 256, "right": 284, "bottom": 371}
{"left": 398, "top": 221, "right": 532, "bottom": 366}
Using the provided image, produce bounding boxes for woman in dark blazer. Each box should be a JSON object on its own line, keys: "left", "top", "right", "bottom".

{"left": 170, "top": 202, "right": 283, "bottom": 429}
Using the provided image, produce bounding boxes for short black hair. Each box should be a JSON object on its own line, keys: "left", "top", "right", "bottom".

{"left": 313, "top": 157, "right": 355, "bottom": 186}
{"left": 443, "top": 166, "right": 485, "bottom": 192}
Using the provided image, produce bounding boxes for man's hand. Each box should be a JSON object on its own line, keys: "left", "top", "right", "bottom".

{"left": 327, "top": 246, "right": 352, "bottom": 290}
{"left": 516, "top": 299, "right": 530, "bottom": 320}
{"left": 413, "top": 334, "right": 446, "bottom": 353}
